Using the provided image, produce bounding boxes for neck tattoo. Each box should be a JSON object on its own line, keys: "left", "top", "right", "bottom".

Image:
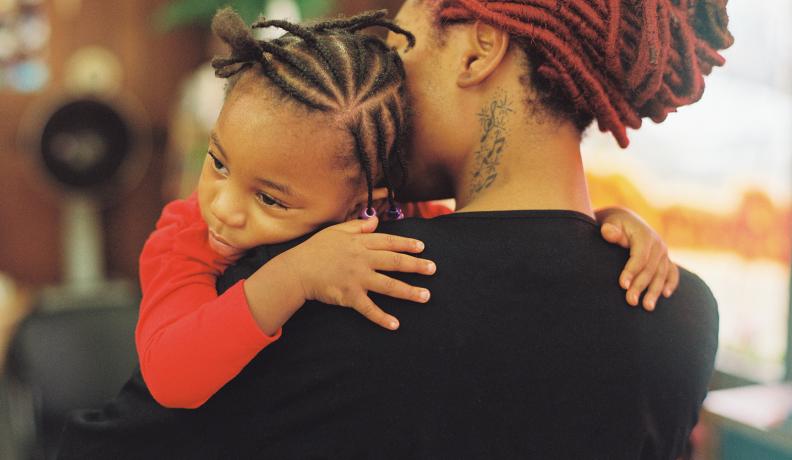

{"left": 470, "top": 89, "right": 513, "bottom": 198}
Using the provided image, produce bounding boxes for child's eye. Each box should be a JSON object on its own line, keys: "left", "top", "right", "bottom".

{"left": 208, "top": 151, "right": 228, "bottom": 176}
{"left": 256, "top": 192, "right": 288, "bottom": 210}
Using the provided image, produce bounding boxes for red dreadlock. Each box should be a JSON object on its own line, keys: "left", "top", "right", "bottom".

{"left": 435, "top": 0, "right": 734, "bottom": 147}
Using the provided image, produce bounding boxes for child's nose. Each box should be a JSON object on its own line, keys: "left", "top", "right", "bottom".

{"left": 211, "top": 190, "right": 246, "bottom": 228}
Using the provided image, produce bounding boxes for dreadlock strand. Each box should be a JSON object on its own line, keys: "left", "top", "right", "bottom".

{"left": 492, "top": 2, "right": 604, "bottom": 42}
{"left": 437, "top": 0, "right": 732, "bottom": 148}
{"left": 631, "top": 1, "right": 671, "bottom": 107}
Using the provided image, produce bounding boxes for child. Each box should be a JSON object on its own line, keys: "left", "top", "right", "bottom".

{"left": 137, "top": 9, "right": 677, "bottom": 409}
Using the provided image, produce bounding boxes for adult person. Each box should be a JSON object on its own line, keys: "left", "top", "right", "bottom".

{"left": 59, "top": 1, "right": 730, "bottom": 458}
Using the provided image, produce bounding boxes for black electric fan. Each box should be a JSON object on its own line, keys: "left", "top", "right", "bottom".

{"left": 19, "top": 94, "right": 150, "bottom": 309}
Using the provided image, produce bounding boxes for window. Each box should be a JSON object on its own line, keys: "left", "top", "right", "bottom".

{"left": 583, "top": 0, "right": 792, "bottom": 382}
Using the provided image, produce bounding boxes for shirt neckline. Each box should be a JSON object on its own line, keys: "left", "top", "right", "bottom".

{"left": 437, "top": 209, "right": 598, "bottom": 227}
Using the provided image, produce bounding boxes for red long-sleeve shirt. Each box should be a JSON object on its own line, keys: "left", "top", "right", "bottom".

{"left": 136, "top": 195, "right": 280, "bottom": 409}
{"left": 136, "top": 194, "right": 452, "bottom": 409}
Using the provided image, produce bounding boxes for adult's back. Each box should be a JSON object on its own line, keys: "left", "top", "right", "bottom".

{"left": 59, "top": 211, "right": 717, "bottom": 459}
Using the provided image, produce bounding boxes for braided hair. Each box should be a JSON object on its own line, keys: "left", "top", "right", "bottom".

{"left": 431, "top": 0, "right": 734, "bottom": 148}
{"left": 211, "top": 8, "right": 416, "bottom": 216}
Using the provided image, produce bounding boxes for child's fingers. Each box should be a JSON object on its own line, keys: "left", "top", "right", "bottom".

{"left": 352, "top": 295, "right": 400, "bottom": 330}
{"left": 619, "top": 240, "right": 654, "bottom": 290}
{"left": 601, "top": 223, "right": 630, "bottom": 248}
{"left": 369, "top": 251, "right": 436, "bottom": 275}
{"left": 367, "top": 273, "right": 431, "bottom": 303}
{"left": 333, "top": 216, "right": 379, "bottom": 234}
{"left": 642, "top": 258, "right": 669, "bottom": 311}
{"left": 663, "top": 263, "right": 680, "bottom": 298}
{"left": 363, "top": 233, "right": 425, "bottom": 253}
{"left": 625, "top": 247, "right": 663, "bottom": 307}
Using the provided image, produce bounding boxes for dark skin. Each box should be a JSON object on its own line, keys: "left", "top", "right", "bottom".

{"left": 387, "top": 0, "right": 678, "bottom": 309}
{"left": 138, "top": 9, "right": 683, "bottom": 412}
{"left": 199, "top": 74, "right": 436, "bottom": 332}
{"left": 202, "top": 68, "right": 673, "bottom": 339}
{"left": 194, "top": 4, "right": 679, "bottom": 341}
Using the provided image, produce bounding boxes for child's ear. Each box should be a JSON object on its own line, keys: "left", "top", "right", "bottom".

{"left": 346, "top": 187, "right": 390, "bottom": 221}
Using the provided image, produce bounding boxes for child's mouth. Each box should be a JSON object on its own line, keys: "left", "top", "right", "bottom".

{"left": 208, "top": 230, "right": 242, "bottom": 258}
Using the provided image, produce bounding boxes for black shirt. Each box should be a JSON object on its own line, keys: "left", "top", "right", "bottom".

{"left": 59, "top": 210, "right": 718, "bottom": 459}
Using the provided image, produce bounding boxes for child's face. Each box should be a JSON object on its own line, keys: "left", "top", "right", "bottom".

{"left": 197, "top": 80, "right": 363, "bottom": 258}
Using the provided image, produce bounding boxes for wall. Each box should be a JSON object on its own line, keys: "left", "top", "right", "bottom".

{"left": 0, "top": 0, "right": 206, "bottom": 285}
{"left": 0, "top": 0, "right": 406, "bottom": 287}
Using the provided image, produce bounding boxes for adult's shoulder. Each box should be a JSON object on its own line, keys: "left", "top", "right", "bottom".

{"left": 640, "top": 265, "right": 719, "bottom": 396}
{"left": 662, "top": 266, "right": 719, "bottom": 338}
{"left": 216, "top": 216, "right": 459, "bottom": 294}
{"left": 636, "top": 264, "right": 718, "bottom": 356}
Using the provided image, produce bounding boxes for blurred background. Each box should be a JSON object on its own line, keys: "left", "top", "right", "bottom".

{"left": 0, "top": 0, "right": 790, "bottom": 459}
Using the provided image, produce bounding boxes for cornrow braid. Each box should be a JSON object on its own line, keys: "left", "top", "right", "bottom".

{"left": 211, "top": 8, "right": 415, "bottom": 215}
{"left": 434, "top": 0, "right": 734, "bottom": 148}
{"left": 254, "top": 19, "right": 349, "bottom": 100}
{"left": 372, "top": 105, "right": 397, "bottom": 211}
{"left": 312, "top": 10, "right": 417, "bottom": 50}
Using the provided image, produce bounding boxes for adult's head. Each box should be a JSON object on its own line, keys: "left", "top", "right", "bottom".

{"left": 198, "top": 9, "right": 415, "bottom": 256}
{"left": 388, "top": 0, "right": 733, "bottom": 202}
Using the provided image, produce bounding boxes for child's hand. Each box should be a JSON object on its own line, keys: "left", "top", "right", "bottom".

{"left": 280, "top": 216, "right": 435, "bottom": 331}
{"left": 596, "top": 207, "right": 679, "bottom": 312}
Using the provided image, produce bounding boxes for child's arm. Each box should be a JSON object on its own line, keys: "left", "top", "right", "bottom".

{"left": 595, "top": 206, "right": 680, "bottom": 311}
{"left": 137, "top": 197, "right": 433, "bottom": 409}
{"left": 135, "top": 196, "right": 275, "bottom": 409}
{"left": 243, "top": 216, "right": 435, "bottom": 335}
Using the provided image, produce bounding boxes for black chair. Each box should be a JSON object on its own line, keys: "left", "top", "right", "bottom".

{"left": 3, "top": 304, "right": 138, "bottom": 460}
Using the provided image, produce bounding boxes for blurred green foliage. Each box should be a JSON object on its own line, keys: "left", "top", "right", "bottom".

{"left": 154, "top": 0, "right": 333, "bottom": 31}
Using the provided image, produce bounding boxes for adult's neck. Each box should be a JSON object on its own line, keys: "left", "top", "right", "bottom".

{"left": 452, "top": 89, "right": 594, "bottom": 219}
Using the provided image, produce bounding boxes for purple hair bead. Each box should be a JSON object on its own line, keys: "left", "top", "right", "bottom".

{"left": 387, "top": 206, "right": 404, "bottom": 221}
{"left": 359, "top": 207, "right": 377, "bottom": 219}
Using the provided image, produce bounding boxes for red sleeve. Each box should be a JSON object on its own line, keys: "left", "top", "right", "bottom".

{"left": 400, "top": 201, "right": 454, "bottom": 219}
{"left": 136, "top": 194, "right": 281, "bottom": 409}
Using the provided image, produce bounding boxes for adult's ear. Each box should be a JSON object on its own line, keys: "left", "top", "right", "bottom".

{"left": 457, "top": 21, "right": 511, "bottom": 88}
{"left": 345, "top": 187, "right": 390, "bottom": 220}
